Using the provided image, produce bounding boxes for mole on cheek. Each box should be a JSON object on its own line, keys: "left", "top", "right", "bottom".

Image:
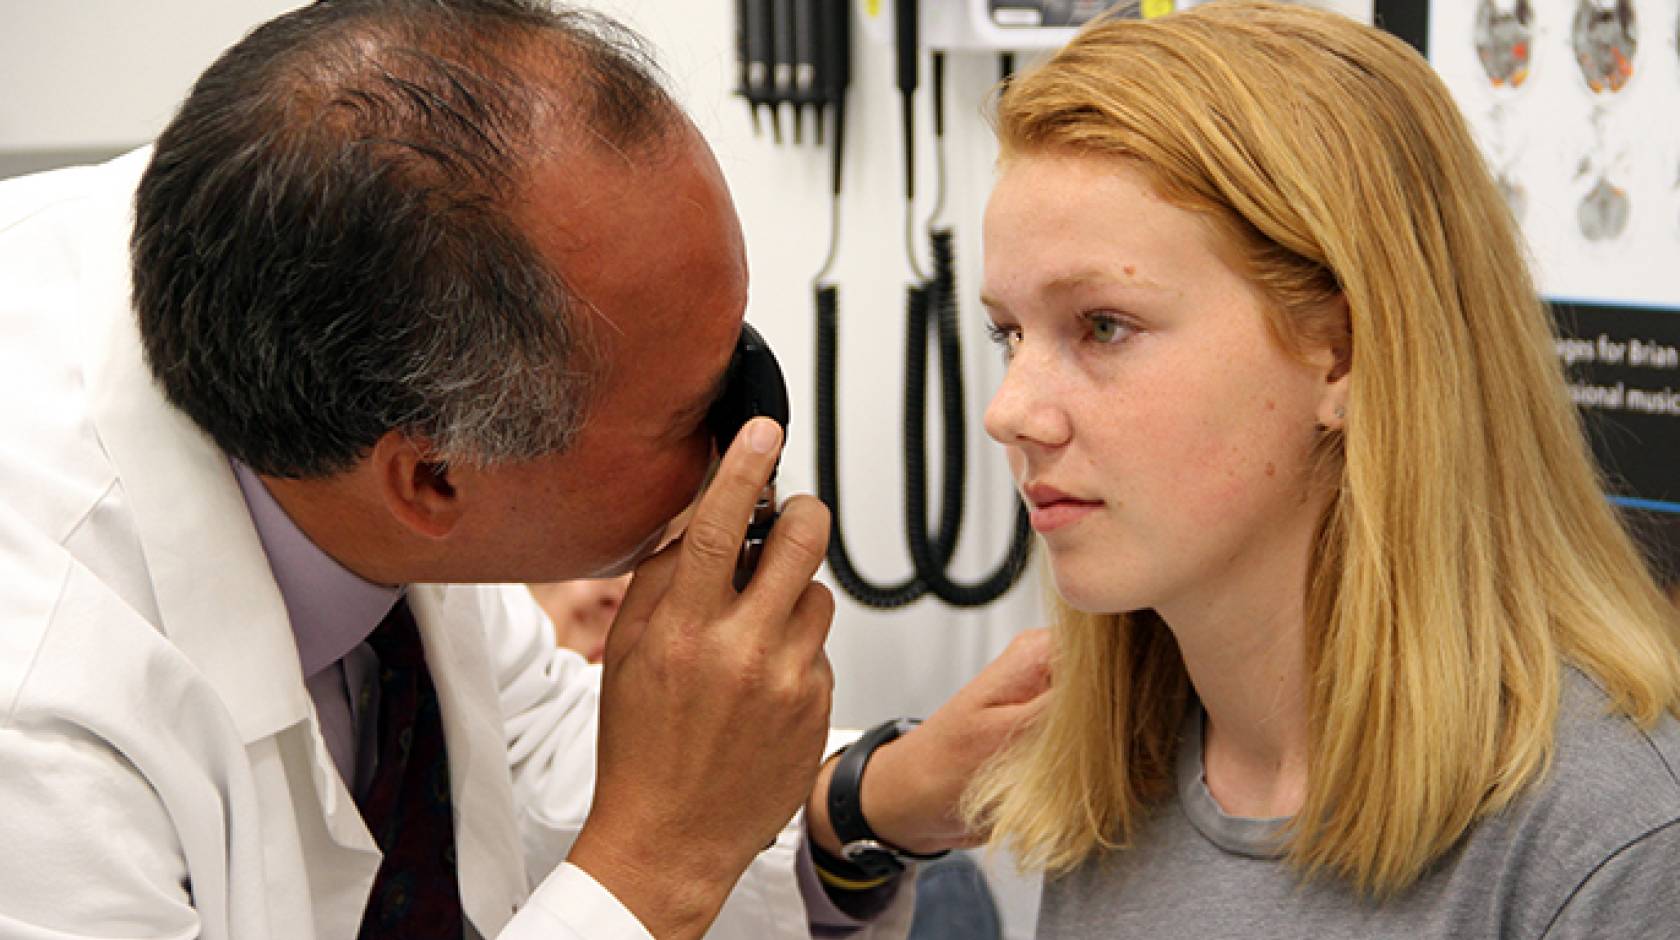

{"left": 1265, "top": 399, "right": 1276, "bottom": 411}
{"left": 1265, "top": 461, "right": 1277, "bottom": 477}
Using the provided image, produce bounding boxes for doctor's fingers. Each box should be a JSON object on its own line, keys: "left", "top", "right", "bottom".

{"left": 782, "top": 578, "right": 838, "bottom": 671}
{"left": 752, "top": 584, "right": 836, "bottom": 740}
{"left": 735, "top": 494, "right": 831, "bottom": 631}
{"left": 602, "top": 540, "right": 682, "bottom": 663}
{"left": 666, "top": 417, "right": 783, "bottom": 618}
{"left": 607, "top": 497, "right": 828, "bottom": 667}
{"left": 975, "top": 627, "right": 1054, "bottom": 707}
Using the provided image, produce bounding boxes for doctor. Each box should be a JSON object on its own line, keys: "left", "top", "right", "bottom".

{"left": 0, "top": 1, "right": 1049, "bottom": 938}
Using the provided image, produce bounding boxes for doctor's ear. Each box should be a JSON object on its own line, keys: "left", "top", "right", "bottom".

{"left": 371, "top": 431, "right": 463, "bottom": 539}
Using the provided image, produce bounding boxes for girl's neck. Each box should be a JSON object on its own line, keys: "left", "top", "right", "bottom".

{"left": 1160, "top": 572, "right": 1312, "bottom": 819}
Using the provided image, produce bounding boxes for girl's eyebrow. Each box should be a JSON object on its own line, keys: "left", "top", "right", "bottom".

{"left": 982, "top": 266, "right": 1165, "bottom": 312}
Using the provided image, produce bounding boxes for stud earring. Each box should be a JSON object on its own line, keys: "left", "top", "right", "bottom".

{"left": 1334, "top": 405, "right": 1346, "bottom": 420}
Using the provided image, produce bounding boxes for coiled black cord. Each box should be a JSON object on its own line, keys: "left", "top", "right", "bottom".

{"left": 811, "top": 34, "right": 1030, "bottom": 610}
{"left": 815, "top": 282, "right": 962, "bottom": 608}
{"left": 904, "top": 229, "right": 1033, "bottom": 607}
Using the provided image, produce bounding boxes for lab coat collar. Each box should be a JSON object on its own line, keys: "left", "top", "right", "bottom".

{"left": 80, "top": 148, "right": 524, "bottom": 936}
{"left": 80, "top": 150, "right": 313, "bottom": 749}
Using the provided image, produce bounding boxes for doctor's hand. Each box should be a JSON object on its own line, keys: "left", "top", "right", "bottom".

{"left": 568, "top": 417, "right": 835, "bottom": 940}
{"left": 808, "top": 627, "right": 1052, "bottom": 858}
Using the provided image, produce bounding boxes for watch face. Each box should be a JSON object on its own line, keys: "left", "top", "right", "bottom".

{"left": 1476, "top": 0, "right": 1535, "bottom": 88}
{"left": 1572, "top": 0, "right": 1639, "bottom": 94}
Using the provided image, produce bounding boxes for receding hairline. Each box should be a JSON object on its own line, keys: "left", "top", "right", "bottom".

{"left": 257, "top": 4, "right": 685, "bottom": 182}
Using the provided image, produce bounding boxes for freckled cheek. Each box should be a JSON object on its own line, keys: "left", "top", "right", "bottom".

{"left": 1196, "top": 422, "right": 1315, "bottom": 520}
{"left": 602, "top": 459, "right": 704, "bottom": 573}
{"left": 1126, "top": 416, "right": 1266, "bottom": 520}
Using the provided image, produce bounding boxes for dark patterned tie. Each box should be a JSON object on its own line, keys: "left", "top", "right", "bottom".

{"left": 355, "top": 600, "right": 465, "bottom": 939}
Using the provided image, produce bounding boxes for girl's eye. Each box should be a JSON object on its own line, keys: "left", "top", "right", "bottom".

{"left": 986, "top": 322, "right": 1022, "bottom": 359}
{"left": 1087, "top": 313, "right": 1133, "bottom": 345}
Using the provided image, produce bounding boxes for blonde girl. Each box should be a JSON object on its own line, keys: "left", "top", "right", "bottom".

{"left": 968, "top": 2, "right": 1680, "bottom": 935}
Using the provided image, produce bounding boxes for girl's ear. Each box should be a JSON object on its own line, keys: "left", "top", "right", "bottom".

{"left": 1316, "top": 294, "right": 1351, "bottom": 429}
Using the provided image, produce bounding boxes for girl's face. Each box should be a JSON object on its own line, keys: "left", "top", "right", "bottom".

{"left": 981, "top": 151, "right": 1343, "bottom": 623}
{"left": 530, "top": 573, "right": 633, "bottom": 664}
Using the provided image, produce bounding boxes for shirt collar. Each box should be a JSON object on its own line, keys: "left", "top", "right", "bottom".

{"left": 231, "top": 460, "right": 402, "bottom": 678}
{"left": 1177, "top": 703, "right": 1290, "bottom": 860}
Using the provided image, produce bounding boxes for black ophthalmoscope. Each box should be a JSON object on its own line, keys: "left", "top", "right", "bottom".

{"left": 706, "top": 323, "right": 792, "bottom": 591}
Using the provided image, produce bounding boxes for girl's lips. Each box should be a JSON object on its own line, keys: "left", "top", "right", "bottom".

{"left": 1029, "top": 499, "right": 1102, "bottom": 533}
{"left": 1023, "top": 482, "right": 1104, "bottom": 533}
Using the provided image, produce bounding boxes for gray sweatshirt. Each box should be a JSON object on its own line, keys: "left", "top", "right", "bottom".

{"left": 1039, "top": 668, "right": 1680, "bottom": 938}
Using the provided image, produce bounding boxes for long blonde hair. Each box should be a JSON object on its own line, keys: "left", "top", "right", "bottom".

{"left": 965, "top": 0, "right": 1680, "bottom": 896}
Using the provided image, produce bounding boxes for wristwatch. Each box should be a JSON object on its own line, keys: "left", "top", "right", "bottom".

{"left": 825, "top": 717, "right": 951, "bottom": 880}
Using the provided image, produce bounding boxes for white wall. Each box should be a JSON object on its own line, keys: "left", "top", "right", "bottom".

{"left": 0, "top": 1, "right": 302, "bottom": 158}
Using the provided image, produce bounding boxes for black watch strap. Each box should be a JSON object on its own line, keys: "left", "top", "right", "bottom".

{"left": 826, "top": 717, "right": 949, "bottom": 880}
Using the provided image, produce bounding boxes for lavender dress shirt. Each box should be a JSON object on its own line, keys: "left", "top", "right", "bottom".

{"left": 232, "top": 461, "right": 398, "bottom": 797}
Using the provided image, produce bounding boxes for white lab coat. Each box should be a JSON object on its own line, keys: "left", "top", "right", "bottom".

{"left": 0, "top": 150, "right": 913, "bottom": 940}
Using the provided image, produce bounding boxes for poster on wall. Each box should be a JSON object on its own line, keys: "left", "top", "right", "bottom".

{"left": 1377, "top": 0, "right": 1680, "bottom": 579}
{"left": 1428, "top": 0, "right": 1679, "bottom": 307}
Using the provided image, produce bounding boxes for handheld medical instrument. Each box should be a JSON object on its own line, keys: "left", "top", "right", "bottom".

{"left": 736, "top": 0, "right": 845, "bottom": 145}
{"left": 741, "top": 0, "right": 773, "bottom": 134}
{"left": 792, "top": 0, "right": 818, "bottom": 142}
{"left": 707, "top": 323, "right": 793, "bottom": 592}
